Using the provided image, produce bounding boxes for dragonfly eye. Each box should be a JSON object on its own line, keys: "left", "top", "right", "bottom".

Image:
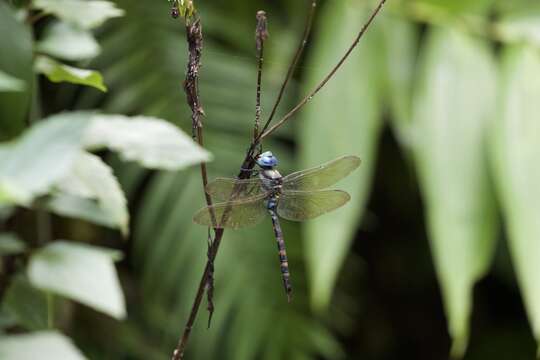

{"left": 256, "top": 151, "right": 278, "bottom": 168}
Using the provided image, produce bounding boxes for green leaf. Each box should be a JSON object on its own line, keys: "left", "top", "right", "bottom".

{"left": 299, "top": 0, "right": 384, "bottom": 311}
{"left": 35, "top": 56, "right": 107, "bottom": 92}
{"left": 380, "top": 12, "right": 418, "bottom": 148}
{"left": 33, "top": 0, "right": 124, "bottom": 29}
{"left": 84, "top": 114, "right": 212, "bottom": 170}
{"left": 0, "top": 2, "right": 34, "bottom": 141}
{"left": 0, "top": 331, "right": 87, "bottom": 360}
{"left": 36, "top": 21, "right": 100, "bottom": 61}
{"left": 0, "top": 70, "right": 25, "bottom": 92}
{"left": 0, "top": 233, "right": 26, "bottom": 255}
{"left": 28, "top": 241, "right": 126, "bottom": 319}
{"left": 0, "top": 112, "right": 90, "bottom": 205}
{"left": 411, "top": 27, "right": 498, "bottom": 357}
{"left": 54, "top": 152, "right": 129, "bottom": 235}
{"left": 46, "top": 194, "right": 119, "bottom": 229}
{"left": 490, "top": 44, "right": 540, "bottom": 353}
{"left": 2, "top": 275, "right": 48, "bottom": 330}
{"left": 494, "top": 8, "right": 540, "bottom": 47}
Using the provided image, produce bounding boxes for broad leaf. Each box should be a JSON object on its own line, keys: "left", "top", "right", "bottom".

{"left": 380, "top": 11, "right": 418, "bottom": 148}
{"left": 36, "top": 21, "right": 100, "bottom": 61}
{"left": 46, "top": 194, "right": 119, "bottom": 229}
{"left": 2, "top": 275, "right": 48, "bottom": 330}
{"left": 0, "top": 233, "right": 26, "bottom": 255}
{"left": 0, "top": 2, "right": 33, "bottom": 140}
{"left": 299, "top": 0, "right": 384, "bottom": 311}
{"left": 0, "top": 331, "right": 86, "bottom": 360}
{"left": 0, "top": 70, "right": 25, "bottom": 92}
{"left": 411, "top": 27, "right": 498, "bottom": 357}
{"left": 33, "top": 0, "right": 124, "bottom": 29}
{"left": 54, "top": 152, "right": 129, "bottom": 235}
{"left": 28, "top": 241, "right": 126, "bottom": 319}
{"left": 0, "top": 112, "right": 90, "bottom": 205}
{"left": 490, "top": 45, "right": 540, "bottom": 352}
{"left": 35, "top": 56, "right": 107, "bottom": 92}
{"left": 84, "top": 114, "right": 212, "bottom": 170}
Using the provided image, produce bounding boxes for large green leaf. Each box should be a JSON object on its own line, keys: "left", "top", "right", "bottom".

{"left": 0, "top": 2, "right": 33, "bottom": 141}
{"left": 411, "top": 27, "right": 498, "bottom": 357}
{"left": 0, "top": 331, "right": 86, "bottom": 360}
{"left": 0, "top": 112, "right": 89, "bottom": 205}
{"left": 54, "top": 152, "right": 128, "bottom": 235}
{"left": 490, "top": 45, "right": 540, "bottom": 352}
{"left": 36, "top": 21, "right": 100, "bottom": 61}
{"left": 45, "top": 194, "right": 119, "bottom": 229}
{"left": 28, "top": 241, "right": 126, "bottom": 319}
{"left": 380, "top": 10, "right": 419, "bottom": 148}
{"left": 299, "top": 0, "right": 384, "bottom": 311}
{"left": 84, "top": 114, "right": 212, "bottom": 170}
{"left": 35, "top": 56, "right": 107, "bottom": 92}
{"left": 2, "top": 275, "right": 48, "bottom": 330}
{"left": 33, "top": 0, "right": 124, "bottom": 29}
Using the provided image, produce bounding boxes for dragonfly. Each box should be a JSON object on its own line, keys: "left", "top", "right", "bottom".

{"left": 193, "top": 151, "right": 360, "bottom": 302}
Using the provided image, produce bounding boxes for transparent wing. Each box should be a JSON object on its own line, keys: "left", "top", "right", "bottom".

{"left": 193, "top": 193, "right": 268, "bottom": 229}
{"left": 277, "top": 190, "right": 350, "bottom": 221}
{"left": 205, "top": 177, "right": 267, "bottom": 201}
{"left": 282, "top": 155, "right": 360, "bottom": 191}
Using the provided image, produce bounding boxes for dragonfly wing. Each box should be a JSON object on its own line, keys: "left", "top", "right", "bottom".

{"left": 282, "top": 156, "right": 360, "bottom": 191}
{"left": 277, "top": 190, "right": 350, "bottom": 221}
{"left": 193, "top": 194, "right": 268, "bottom": 229}
{"left": 205, "top": 177, "right": 266, "bottom": 201}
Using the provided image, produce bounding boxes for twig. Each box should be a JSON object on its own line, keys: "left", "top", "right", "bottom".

{"left": 171, "top": 152, "right": 256, "bottom": 360}
{"left": 253, "top": 11, "right": 268, "bottom": 141}
{"left": 182, "top": 16, "right": 217, "bottom": 330}
{"left": 171, "top": 0, "right": 386, "bottom": 358}
{"left": 259, "top": 0, "right": 317, "bottom": 138}
{"left": 258, "top": 0, "right": 387, "bottom": 141}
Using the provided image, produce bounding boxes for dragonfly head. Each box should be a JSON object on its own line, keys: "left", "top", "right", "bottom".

{"left": 256, "top": 151, "right": 278, "bottom": 169}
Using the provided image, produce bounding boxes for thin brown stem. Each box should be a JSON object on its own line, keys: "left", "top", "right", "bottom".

{"left": 253, "top": 11, "right": 268, "bottom": 141}
{"left": 172, "top": 151, "right": 257, "bottom": 360}
{"left": 172, "top": 12, "right": 261, "bottom": 359}
{"left": 259, "top": 0, "right": 317, "bottom": 137}
{"left": 258, "top": 0, "right": 386, "bottom": 141}
{"left": 172, "top": 17, "right": 218, "bottom": 360}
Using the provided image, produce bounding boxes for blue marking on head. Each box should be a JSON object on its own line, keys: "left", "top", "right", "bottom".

{"left": 256, "top": 151, "right": 278, "bottom": 168}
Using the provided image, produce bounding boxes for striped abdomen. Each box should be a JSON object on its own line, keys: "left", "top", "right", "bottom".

{"left": 268, "top": 206, "right": 292, "bottom": 302}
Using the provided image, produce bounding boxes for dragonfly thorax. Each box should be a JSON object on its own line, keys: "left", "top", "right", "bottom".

{"left": 259, "top": 168, "right": 283, "bottom": 193}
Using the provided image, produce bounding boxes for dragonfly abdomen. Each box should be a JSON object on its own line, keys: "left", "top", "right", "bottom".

{"left": 269, "top": 207, "right": 292, "bottom": 302}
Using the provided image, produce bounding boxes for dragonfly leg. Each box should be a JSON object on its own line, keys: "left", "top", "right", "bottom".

{"left": 269, "top": 209, "right": 292, "bottom": 302}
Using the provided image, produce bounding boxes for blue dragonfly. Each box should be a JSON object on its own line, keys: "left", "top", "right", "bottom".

{"left": 193, "top": 151, "right": 360, "bottom": 301}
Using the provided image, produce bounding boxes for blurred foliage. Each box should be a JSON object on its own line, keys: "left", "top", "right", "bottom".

{"left": 2, "top": 0, "right": 540, "bottom": 359}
